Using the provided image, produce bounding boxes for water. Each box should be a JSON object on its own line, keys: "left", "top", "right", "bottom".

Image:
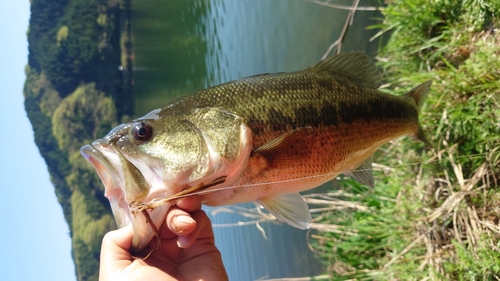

{"left": 130, "top": 0, "right": 382, "bottom": 279}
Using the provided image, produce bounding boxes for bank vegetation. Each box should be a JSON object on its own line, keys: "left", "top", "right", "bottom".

{"left": 309, "top": 1, "right": 500, "bottom": 280}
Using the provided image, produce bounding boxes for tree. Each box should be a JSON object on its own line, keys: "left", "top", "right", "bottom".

{"left": 52, "top": 83, "right": 116, "bottom": 152}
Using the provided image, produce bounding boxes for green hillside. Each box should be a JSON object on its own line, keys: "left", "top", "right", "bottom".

{"left": 25, "top": 0, "right": 209, "bottom": 279}
{"left": 24, "top": 0, "right": 130, "bottom": 280}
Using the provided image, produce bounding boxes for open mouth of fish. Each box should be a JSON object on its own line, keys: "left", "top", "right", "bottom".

{"left": 81, "top": 140, "right": 229, "bottom": 256}
{"left": 80, "top": 142, "right": 171, "bottom": 255}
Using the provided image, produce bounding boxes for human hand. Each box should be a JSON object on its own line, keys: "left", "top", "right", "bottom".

{"left": 99, "top": 196, "right": 228, "bottom": 281}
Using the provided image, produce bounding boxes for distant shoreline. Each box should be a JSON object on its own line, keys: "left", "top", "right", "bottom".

{"left": 117, "top": 0, "right": 134, "bottom": 118}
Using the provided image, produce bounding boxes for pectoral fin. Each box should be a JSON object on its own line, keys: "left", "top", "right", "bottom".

{"left": 258, "top": 193, "right": 312, "bottom": 229}
{"left": 252, "top": 127, "right": 315, "bottom": 167}
{"left": 254, "top": 127, "right": 314, "bottom": 154}
{"left": 344, "top": 156, "right": 374, "bottom": 188}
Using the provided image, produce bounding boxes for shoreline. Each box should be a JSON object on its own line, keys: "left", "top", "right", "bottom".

{"left": 117, "top": 0, "right": 134, "bottom": 118}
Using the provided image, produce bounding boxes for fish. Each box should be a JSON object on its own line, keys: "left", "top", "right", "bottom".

{"left": 81, "top": 52, "right": 432, "bottom": 253}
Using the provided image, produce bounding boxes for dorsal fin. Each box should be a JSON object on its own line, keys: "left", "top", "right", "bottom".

{"left": 244, "top": 72, "right": 284, "bottom": 79}
{"left": 309, "top": 52, "right": 381, "bottom": 89}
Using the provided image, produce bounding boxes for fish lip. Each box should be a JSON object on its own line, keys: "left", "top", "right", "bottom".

{"left": 80, "top": 143, "right": 132, "bottom": 227}
{"left": 80, "top": 142, "right": 119, "bottom": 186}
{"left": 81, "top": 141, "right": 170, "bottom": 253}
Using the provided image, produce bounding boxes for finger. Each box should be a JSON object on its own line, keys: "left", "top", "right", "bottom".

{"left": 165, "top": 207, "right": 197, "bottom": 238}
{"left": 163, "top": 195, "right": 202, "bottom": 237}
{"left": 99, "top": 225, "right": 134, "bottom": 279}
{"left": 101, "top": 225, "right": 134, "bottom": 259}
{"left": 177, "top": 210, "right": 212, "bottom": 248}
{"left": 175, "top": 195, "right": 202, "bottom": 212}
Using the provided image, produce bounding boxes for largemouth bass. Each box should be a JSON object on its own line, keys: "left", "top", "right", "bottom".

{"left": 81, "top": 52, "right": 431, "bottom": 252}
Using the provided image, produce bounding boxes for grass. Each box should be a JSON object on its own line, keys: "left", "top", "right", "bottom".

{"left": 307, "top": 0, "right": 500, "bottom": 280}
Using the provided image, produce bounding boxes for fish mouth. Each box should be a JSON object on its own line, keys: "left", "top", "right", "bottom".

{"left": 80, "top": 142, "right": 170, "bottom": 253}
{"left": 80, "top": 144, "right": 130, "bottom": 227}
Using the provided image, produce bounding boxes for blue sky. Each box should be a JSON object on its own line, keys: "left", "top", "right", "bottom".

{"left": 0, "top": 2, "right": 76, "bottom": 280}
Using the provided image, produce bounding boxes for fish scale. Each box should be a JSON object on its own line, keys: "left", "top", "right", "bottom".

{"left": 163, "top": 72, "right": 418, "bottom": 147}
{"left": 81, "top": 52, "right": 432, "bottom": 252}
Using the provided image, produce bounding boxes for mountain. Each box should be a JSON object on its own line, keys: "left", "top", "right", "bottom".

{"left": 24, "top": 0, "right": 132, "bottom": 279}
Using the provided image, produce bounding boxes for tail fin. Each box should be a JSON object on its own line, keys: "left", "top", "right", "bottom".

{"left": 415, "top": 124, "right": 432, "bottom": 148}
{"left": 404, "top": 81, "right": 433, "bottom": 148}
{"left": 404, "top": 80, "right": 432, "bottom": 112}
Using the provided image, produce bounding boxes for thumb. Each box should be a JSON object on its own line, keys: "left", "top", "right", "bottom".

{"left": 99, "top": 225, "right": 134, "bottom": 281}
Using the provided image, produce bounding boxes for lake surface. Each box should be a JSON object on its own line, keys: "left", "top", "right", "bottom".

{"left": 130, "top": 0, "right": 382, "bottom": 279}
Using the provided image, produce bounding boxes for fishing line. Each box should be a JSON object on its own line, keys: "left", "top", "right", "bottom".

{"left": 164, "top": 152, "right": 490, "bottom": 201}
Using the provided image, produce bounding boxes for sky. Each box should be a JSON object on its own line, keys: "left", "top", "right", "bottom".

{"left": 0, "top": 2, "right": 76, "bottom": 280}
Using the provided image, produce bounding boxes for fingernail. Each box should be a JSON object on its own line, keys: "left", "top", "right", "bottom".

{"left": 177, "top": 235, "right": 190, "bottom": 248}
{"left": 173, "top": 215, "right": 194, "bottom": 234}
{"left": 175, "top": 215, "right": 194, "bottom": 225}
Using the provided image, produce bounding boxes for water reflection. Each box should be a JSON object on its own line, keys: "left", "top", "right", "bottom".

{"left": 130, "top": 0, "right": 382, "bottom": 279}
{"left": 131, "top": 0, "right": 210, "bottom": 114}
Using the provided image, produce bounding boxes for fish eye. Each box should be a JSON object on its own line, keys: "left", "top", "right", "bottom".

{"left": 132, "top": 123, "right": 153, "bottom": 142}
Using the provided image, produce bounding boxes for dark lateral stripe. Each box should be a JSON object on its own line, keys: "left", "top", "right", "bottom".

{"left": 245, "top": 95, "right": 417, "bottom": 131}
{"left": 164, "top": 71, "right": 419, "bottom": 134}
